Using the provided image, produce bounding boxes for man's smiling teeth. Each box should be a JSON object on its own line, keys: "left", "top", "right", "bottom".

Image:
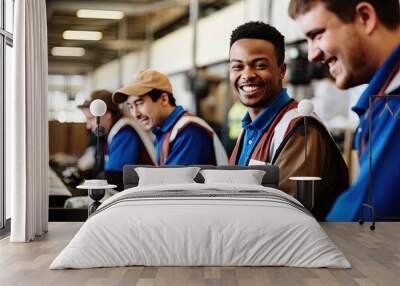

{"left": 240, "top": 85, "right": 261, "bottom": 92}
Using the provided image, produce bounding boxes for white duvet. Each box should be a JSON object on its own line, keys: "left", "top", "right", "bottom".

{"left": 50, "top": 183, "right": 350, "bottom": 269}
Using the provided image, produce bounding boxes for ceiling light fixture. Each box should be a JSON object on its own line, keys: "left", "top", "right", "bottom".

{"left": 77, "top": 9, "right": 124, "bottom": 20}
{"left": 63, "top": 30, "right": 102, "bottom": 41}
{"left": 51, "top": 47, "right": 86, "bottom": 57}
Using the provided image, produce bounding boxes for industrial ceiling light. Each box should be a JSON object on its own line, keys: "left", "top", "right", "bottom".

{"left": 63, "top": 30, "right": 102, "bottom": 41}
{"left": 51, "top": 47, "right": 85, "bottom": 57}
{"left": 77, "top": 9, "right": 124, "bottom": 19}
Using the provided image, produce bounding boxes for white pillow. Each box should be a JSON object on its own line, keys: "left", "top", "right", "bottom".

{"left": 200, "top": 169, "right": 265, "bottom": 185}
{"left": 135, "top": 167, "right": 200, "bottom": 186}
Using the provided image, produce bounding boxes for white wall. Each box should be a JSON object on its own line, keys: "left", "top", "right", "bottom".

{"left": 89, "top": 49, "right": 148, "bottom": 94}
{"left": 271, "top": 0, "right": 303, "bottom": 42}
{"left": 150, "top": 25, "right": 193, "bottom": 74}
{"left": 122, "top": 50, "right": 148, "bottom": 85}
{"left": 169, "top": 73, "right": 196, "bottom": 112}
{"left": 92, "top": 60, "right": 120, "bottom": 91}
{"left": 196, "top": 1, "right": 245, "bottom": 67}
{"left": 244, "top": 0, "right": 271, "bottom": 22}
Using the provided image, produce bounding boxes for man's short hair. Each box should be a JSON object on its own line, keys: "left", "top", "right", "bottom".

{"left": 147, "top": 89, "right": 176, "bottom": 107}
{"left": 288, "top": 0, "right": 400, "bottom": 30}
{"left": 78, "top": 89, "right": 121, "bottom": 116}
{"left": 230, "top": 21, "right": 285, "bottom": 65}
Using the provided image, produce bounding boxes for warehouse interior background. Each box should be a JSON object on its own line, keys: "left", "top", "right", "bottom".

{"left": 2, "top": 0, "right": 368, "bottom": 223}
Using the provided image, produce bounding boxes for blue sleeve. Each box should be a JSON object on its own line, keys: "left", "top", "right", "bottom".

{"left": 326, "top": 99, "right": 400, "bottom": 221}
{"left": 165, "top": 125, "right": 214, "bottom": 165}
{"left": 105, "top": 127, "right": 140, "bottom": 172}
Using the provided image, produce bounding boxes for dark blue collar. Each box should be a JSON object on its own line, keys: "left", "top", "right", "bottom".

{"left": 352, "top": 44, "right": 400, "bottom": 117}
{"left": 152, "top": 105, "right": 185, "bottom": 136}
{"left": 241, "top": 89, "right": 292, "bottom": 131}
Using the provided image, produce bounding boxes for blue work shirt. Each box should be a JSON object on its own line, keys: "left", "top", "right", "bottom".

{"left": 238, "top": 89, "right": 292, "bottom": 165}
{"left": 326, "top": 45, "right": 400, "bottom": 221}
{"left": 152, "top": 106, "right": 214, "bottom": 165}
{"left": 105, "top": 127, "right": 140, "bottom": 172}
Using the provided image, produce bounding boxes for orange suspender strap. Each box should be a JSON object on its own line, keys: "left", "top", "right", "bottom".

{"left": 159, "top": 112, "right": 214, "bottom": 165}
{"left": 230, "top": 100, "right": 297, "bottom": 164}
{"left": 228, "top": 131, "right": 243, "bottom": 165}
{"left": 359, "top": 136, "right": 366, "bottom": 157}
{"left": 378, "top": 61, "right": 400, "bottom": 96}
{"left": 262, "top": 101, "right": 298, "bottom": 162}
{"left": 159, "top": 131, "right": 172, "bottom": 166}
{"left": 230, "top": 101, "right": 297, "bottom": 165}
{"left": 158, "top": 112, "right": 190, "bottom": 165}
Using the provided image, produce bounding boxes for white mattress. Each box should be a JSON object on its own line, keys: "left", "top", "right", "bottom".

{"left": 50, "top": 183, "right": 350, "bottom": 269}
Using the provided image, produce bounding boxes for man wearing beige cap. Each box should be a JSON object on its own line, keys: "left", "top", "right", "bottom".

{"left": 113, "top": 69, "right": 228, "bottom": 165}
{"left": 78, "top": 90, "right": 156, "bottom": 190}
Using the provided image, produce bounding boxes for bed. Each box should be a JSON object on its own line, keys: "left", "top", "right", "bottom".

{"left": 50, "top": 165, "right": 350, "bottom": 269}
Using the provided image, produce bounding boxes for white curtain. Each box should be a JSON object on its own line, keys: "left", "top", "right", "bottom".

{"left": 8, "top": 0, "right": 49, "bottom": 242}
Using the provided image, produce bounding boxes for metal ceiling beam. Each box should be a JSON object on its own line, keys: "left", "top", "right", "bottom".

{"left": 47, "top": 0, "right": 190, "bottom": 19}
{"left": 47, "top": 39, "right": 148, "bottom": 50}
{"left": 48, "top": 61, "right": 95, "bottom": 75}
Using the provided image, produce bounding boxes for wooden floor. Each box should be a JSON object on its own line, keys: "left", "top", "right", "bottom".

{"left": 0, "top": 222, "right": 399, "bottom": 286}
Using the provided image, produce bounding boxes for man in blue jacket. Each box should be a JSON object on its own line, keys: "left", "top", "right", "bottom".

{"left": 112, "top": 70, "right": 228, "bottom": 165}
{"left": 79, "top": 90, "right": 155, "bottom": 190}
{"left": 289, "top": 0, "right": 400, "bottom": 221}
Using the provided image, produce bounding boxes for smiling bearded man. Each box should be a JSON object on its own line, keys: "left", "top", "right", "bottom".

{"left": 289, "top": 0, "right": 400, "bottom": 221}
{"left": 228, "top": 21, "right": 349, "bottom": 220}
